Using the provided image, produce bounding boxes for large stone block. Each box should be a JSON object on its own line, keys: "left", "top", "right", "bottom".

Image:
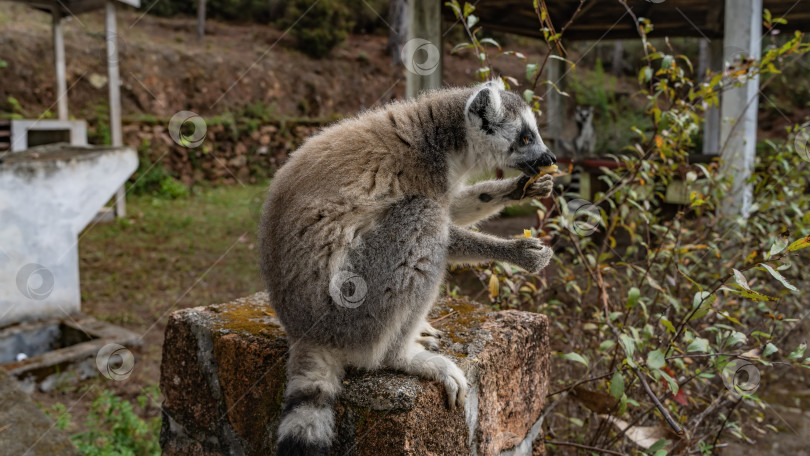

{"left": 159, "top": 293, "right": 550, "bottom": 456}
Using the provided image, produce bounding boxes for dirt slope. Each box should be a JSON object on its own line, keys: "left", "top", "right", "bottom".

{"left": 0, "top": 3, "right": 541, "bottom": 120}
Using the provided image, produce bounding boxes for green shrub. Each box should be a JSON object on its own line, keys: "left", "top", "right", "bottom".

{"left": 127, "top": 139, "right": 189, "bottom": 199}
{"left": 276, "top": 0, "right": 353, "bottom": 58}
{"left": 48, "top": 388, "right": 161, "bottom": 456}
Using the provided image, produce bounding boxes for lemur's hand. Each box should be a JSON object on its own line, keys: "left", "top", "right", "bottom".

{"left": 507, "top": 174, "right": 554, "bottom": 200}
{"left": 511, "top": 237, "right": 553, "bottom": 273}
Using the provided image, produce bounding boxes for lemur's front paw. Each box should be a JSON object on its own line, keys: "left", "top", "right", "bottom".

{"left": 512, "top": 238, "right": 553, "bottom": 273}
{"left": 507, "top": 174, "right": 554, "bottom": 200}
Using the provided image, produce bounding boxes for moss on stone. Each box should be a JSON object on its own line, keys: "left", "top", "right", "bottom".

{"left": 208, "top": 293, "right": 285, "bottom": 339}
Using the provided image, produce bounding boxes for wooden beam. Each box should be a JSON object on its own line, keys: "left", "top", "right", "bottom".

{"left": 51, "top": 7, "right": 68, "bottom": 121}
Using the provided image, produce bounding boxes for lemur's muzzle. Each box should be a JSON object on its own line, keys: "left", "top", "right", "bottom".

{"left": 515, "top": 146, "right": 557, "bottom": 176}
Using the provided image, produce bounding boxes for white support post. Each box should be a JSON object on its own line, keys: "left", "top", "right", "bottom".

{"left": 197, "top": 0, "right": 206, "bottom": 39}
{"left": 702, "top": 39, "right": 723, "bottom": 155}
{"left": 52, "top": 8, "right": 68, "bottom": 121}
{"left": 719, "top": 0, "right": 762, "bottom": 218}
{"left": 405, "top": 0, "right": 442, "bottom": 99}
{"left": 106, "top": 1, "right": 126, "bottom": 217}
{"left": 546, "top": 54, "right": 566, "bottom": 152}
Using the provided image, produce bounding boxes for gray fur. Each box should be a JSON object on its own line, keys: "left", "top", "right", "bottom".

{"left": 258, "top": 80, "right": 556, "bottom": 454}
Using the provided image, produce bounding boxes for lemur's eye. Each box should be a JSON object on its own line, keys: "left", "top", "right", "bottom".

{"left": 523, "top": 136, "right": 530, "bottom": 145}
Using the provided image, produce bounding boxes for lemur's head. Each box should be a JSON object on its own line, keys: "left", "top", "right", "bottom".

{"left": 464, "top": 79, "right": 556, "bottom": 176}
{"left": 575, "top": 106, "right": 594, "bottom": 126}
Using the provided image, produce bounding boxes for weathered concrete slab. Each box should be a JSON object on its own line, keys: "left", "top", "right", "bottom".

{"left": 159, "top": 293, "right": 550, "bottom": 456}
{"left": 0, "top": 143, "right": 137, "bottom": 326}
{"left": 0, "top": 367, "right": 78, "bottom": 455}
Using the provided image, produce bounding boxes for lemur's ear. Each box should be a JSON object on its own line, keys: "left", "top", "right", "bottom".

{"left": 466, "top": 86, "right": 503, "bottom": 135}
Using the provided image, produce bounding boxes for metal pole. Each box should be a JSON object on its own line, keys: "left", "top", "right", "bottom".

{"left": 405, "top": 0, "right": 442, "bottom": 99}
{"left": 106, "top": 1, "right": 126, "bottom": 217}
{"left": 52, "top": 8, "right": 68, "bottom": 121}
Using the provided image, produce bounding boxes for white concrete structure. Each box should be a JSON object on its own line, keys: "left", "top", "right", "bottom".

{"left": 719, "top": 0, "right": 762, "bottom": 218}
{"left": 0, "top": 144, "right": 137, "bottom": 326}
{"left": 9, "top": 119, "right": 87, "bottom": 152}
{"left": 6, "top": 0, "right": 141, "bottom": 217}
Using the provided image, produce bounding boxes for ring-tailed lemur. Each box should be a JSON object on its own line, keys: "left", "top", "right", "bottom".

{"left": 573, "top": 105, "right": 596, "bottom": 158}
{"left": 258, "top": 79, "right": 557, "bottom": 455}
{"left": 556, "top": 106, "right": 596, "bottom": 196}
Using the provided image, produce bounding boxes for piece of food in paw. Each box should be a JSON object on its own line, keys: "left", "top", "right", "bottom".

{"left": 538, "top": 164, "right": 558, "bottom": 175}
{"left": 520, "top": 164, "right": 559, "bottom": 197}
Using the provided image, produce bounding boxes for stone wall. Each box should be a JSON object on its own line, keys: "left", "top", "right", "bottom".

{"left": 123, "top": 118, "right": 326, "bottom": 187}
{"left": 159, "top": 293, "right": 550, "bottom": 455}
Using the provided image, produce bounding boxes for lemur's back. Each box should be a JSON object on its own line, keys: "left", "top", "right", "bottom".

{"left": 258, "top": 88, "right": 472, "bottom": 346}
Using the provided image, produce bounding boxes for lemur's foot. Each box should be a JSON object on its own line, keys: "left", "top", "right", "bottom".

{"left": 440, "top": 358, "right": 468, "bottom": 410}
{"left": 416, "top": 320, "right": 442, "bottom": 350}
{"left": 416, "top": 335, "right": 440, "bottom": 351}
{"left": 393, "top": 348, "right": 468, "bottom": 411}
{"left": 420, "top": 321, "right": 442, "bottom": 338}
{"left": 512, "top": 237, "right": 553, "bottom": 273}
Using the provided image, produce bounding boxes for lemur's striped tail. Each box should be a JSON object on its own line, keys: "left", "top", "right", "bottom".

{"left": 277, "top": 344, "right": 344, "bottom": 456}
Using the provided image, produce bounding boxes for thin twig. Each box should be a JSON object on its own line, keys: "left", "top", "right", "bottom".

{"left": 710, "top": 398, "right": 741, "bottom": 455}
{"left": 530, "top": 0, "right": 587, "bottom": 91}
{"left": 596, "top": 268, "right": 685, "bottom": 437}
{"left": 429, "top": 310, "right": 457, "bottom": 326}
{"left": 547, "top": 439, "right": 627, "bottom": 456}
{"left": 547, "top": 370, "right": 617, "bottom": 397}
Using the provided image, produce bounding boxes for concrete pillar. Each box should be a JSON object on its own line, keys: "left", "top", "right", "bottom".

{"left": 702, "top": 39, "right": 723, "bottom": 155}
{"left": 546, "top": 54, "right": 566, "bottom": 151}
{"left": 197, "top": 0, "right": 206, "bottom": 39}
{"left": 106, "top": 1, "right": 127, "bottom": 217}
{"left": 719, "top": 0, "right": 762, "bottom": 218}
{"left": 405, "top": 0, "right": 442, "bottom": 99}
{"left": 51, "top": 8, "right": 68, "bottom": 121}
{"left": 611, "top": 41, "right": 623, "bottom": 76}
